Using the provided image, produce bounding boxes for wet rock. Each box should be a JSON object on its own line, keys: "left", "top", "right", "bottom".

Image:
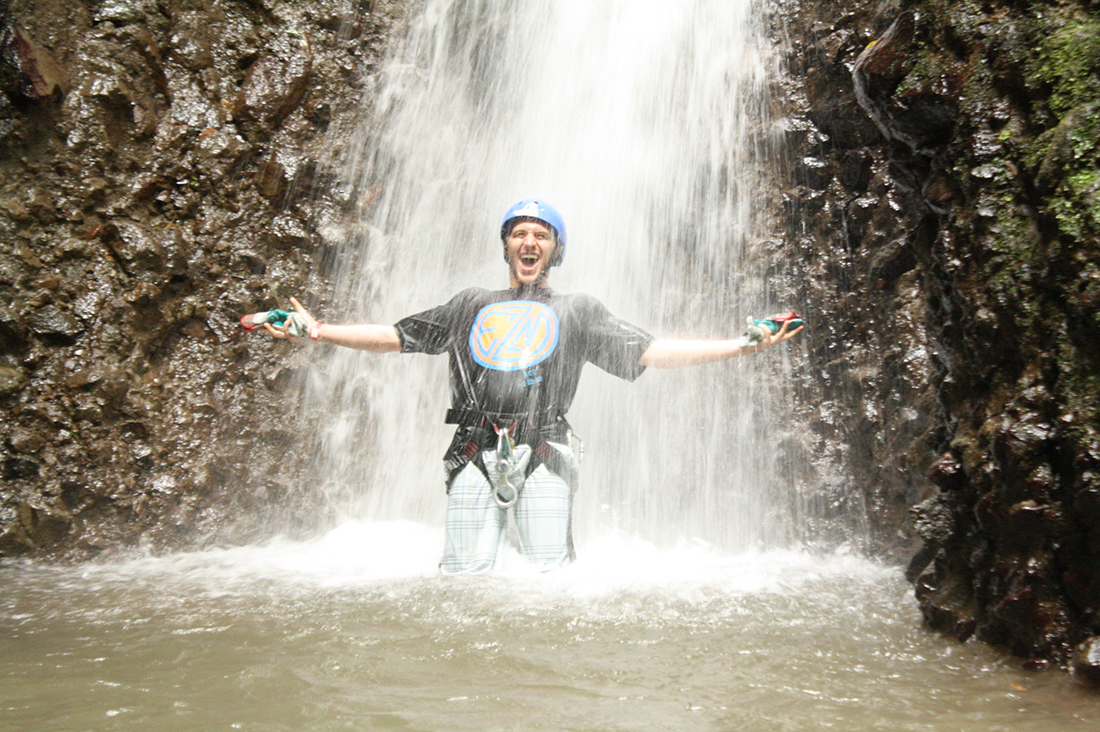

{"left": 1001, "top": 500, "right": 1050, "bottom": 539}
{"left": 234, "top": 249, "right": 268, "bottom": 275}
{"left": 125, "top": 281, "right": 162, "bottom": 308}
{"left": 921, "top": 168, "right": 958, "bottom": 210}
{"left": 1033, "top": 103, "right": 1100, "bottom": 193}
{"left": 0, "top": 364, "right": 26, "bottom": 395}
{"left": 854, "top": 12, "right": 916, "bottom": 99}
{"left": 255, "top": 152, "right": 288, "bottom": 200}
{"left": 169, "top": 17, "right": 215, "bottom": 72}
{"left": 194, "top": 127, "right": 249, "bottom": 181}
{"left": 83, "top": 57, "right": 139, "bottom": 112}
{"left": 8, "top": 427, "right": 46, "bottom": 454}
{"left": 799, "top": 156, "right": 832, "bottom": 189}
{"left": 4, "top": 456, "right": 39, "bottom": 479}
{"left": 868, "top": 237, "right": 916, "bottom": 287}
{"left": 1071, "top": 637, "right": 1100, "bottom": 687}
{"left": 65, "top": 368, "right": 107, "bottom": 390}
{"left": 1073, "top": 487, "right": 1100, "bottom": 528}
{"left": 853, "top": 11, "right": 958, "bottom": 153}
{"left": 232, "top": 34, "right": 313, "bottom": 139}
{"left": 106, "top": 219, "right": 165, "bottom": 274}
{"left": 985, "top": 566, "right": 1076, "bottom": 662}
{"left": 838, "top": 150, "right": 874, "bottom": 191}
{"left": 911, "top": 494, "right": 955, "bottom": 544}
{"left": 807, "top": 93, "right": 885, "bottom": 149}
{"left": 915, "top": 553, "right": 977, "bottom": 642}
{"left": 0, "top": 0, "right": 398, "bottom": 563}
{"left": 0, "top": 94, "right": 17, "bottom": 139}
{"left": 926, "top": 452, "right": 968, "bottom": 492}
{"left": 303, "top": 97, "right": 331, "bottom": 126}
{"left": 62, "top": 25, "right": 170, "bottom": 150}
{"left": 28, "top": 305, "right": 84, "bottom": 345}
{"left": 14, "top": 503, "right": 72, "bottom": 549}
{"left": 93, "top": 0, "right": 159, "bottom": 25}
{"left": 0, "top": 25, "right": 69, "bottom": 102}
{"left": 0, "top": 192, "right": 29, "bottom": 224}
{"left": 995, "top": 414, "right": 1056, "bottom": 480}
{"left": 270, "top": 212, "right": 311, "bottom": 248}
{"left": 773, "top": 0, "right": 1100, "bottom": 672}
{"left": 0, "top": 305, "right": 27, "bottom": 353}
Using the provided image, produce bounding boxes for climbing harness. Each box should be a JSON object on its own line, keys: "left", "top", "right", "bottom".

{"left": 443, "top": 409, "right": 574, "bottom": 505}
{"left": 240, "top": 309, "right": 309, "bottom": 337}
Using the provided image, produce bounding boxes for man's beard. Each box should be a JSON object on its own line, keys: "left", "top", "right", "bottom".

{"left": 511, "top": 260, "right": 551, "bottom": 288}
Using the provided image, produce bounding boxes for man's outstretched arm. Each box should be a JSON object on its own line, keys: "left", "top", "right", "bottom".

{"left": 262, "top": 297, "right": 402, "bottom": 353}
{"left": 638, "top": 320, "right": 802, "bottom": 369}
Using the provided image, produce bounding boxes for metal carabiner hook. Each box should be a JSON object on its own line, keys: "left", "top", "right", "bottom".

{"left": 493, "top": 425, "right": 518, "bottom": 508}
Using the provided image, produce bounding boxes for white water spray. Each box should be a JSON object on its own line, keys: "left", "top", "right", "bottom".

{"left": 308, "top": 0, "right": 795, "bottom": 552}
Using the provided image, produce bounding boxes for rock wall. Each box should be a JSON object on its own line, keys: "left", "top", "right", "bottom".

{"left": 0, "top": 0, "right": 402, "bottom": 558}
{"left": 767, "top": 1, "right": 939, "bottom": 566}
{"left": 773, "top": 0, "right": 1100, "bottom": 673}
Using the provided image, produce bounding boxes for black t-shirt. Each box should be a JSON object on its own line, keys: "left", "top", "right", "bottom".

{"left": 394, "top": 286, "right": 654, "bottom": 472}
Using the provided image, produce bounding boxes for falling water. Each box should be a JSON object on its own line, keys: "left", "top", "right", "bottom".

{"left": 310, "top": 0, "right": 799, "bottom": 552}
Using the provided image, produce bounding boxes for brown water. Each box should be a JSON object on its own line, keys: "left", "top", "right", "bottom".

{"left": 2, "top": 522, "right": 1097, "bottom": 731}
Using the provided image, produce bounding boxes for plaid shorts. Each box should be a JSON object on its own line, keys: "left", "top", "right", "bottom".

{"left": 440, "top": 441, "right": 577, "bottom": 574}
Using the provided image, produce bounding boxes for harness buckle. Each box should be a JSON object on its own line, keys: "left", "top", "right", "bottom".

{"left": 491, "top": 423, "right": 527, "bottom": 508}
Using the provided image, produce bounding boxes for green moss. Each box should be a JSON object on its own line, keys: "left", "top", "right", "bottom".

{"left": 1047, "top": 149, "right": 1100, "bottom": 242}
{"left": 1049, "top": 175, "right": 1100, "bottom": 241}
{"left": 1034, "top": 16, "right": 1100, "bottom": 119}
{"left": 1055, "top": 332, "right": 1100, "bottom": 442}
{"left": 895, "top": 49, "right": 949, "bottom": 97}
{"left": 985, "top": 203, "right": 1043, "bottom": 311}
{"left": 1022, "top": 94, "right": 1100, "bottom": 242}
{"left": 1066, "top": 170, "right": 1100, "bottom": 198}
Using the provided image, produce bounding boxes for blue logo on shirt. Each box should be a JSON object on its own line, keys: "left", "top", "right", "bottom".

{"left": 469, "top": 300, "right": 559, "bottom": 371}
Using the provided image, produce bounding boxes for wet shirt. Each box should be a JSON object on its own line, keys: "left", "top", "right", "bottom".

{"left": 394, "top": 287, "right": 653, "bottom": 473}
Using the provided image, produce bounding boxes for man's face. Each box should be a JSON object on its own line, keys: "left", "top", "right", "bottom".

{"left": 505, "top": 218, "right": 556, "bottom": 287}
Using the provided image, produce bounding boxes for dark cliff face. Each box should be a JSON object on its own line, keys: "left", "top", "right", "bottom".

{"left": 774, "top": 0, "right": 1100, "bottom": 673}
{"left": 0, "top": 0, "right": 401, "bottom": 557}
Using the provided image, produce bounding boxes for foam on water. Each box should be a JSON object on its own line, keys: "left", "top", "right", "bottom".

{"left": 60, "top": 521, "right": 895, "bottom": 612}
{"left": 7, "top": 531, "right": 1100, "bottom": 731}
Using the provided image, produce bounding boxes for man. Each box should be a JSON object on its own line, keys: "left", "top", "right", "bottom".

{"left": 261, "top": 199, "right": 802, "bottom": 574}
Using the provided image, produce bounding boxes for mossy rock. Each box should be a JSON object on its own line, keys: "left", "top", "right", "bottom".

{"left": 1032, "top": 15, "right": 1100, "bottom": 119}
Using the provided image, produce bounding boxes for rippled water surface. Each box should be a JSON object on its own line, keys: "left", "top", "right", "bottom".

{"left": 2, "top": 522, "right": 1097, "bottom": 731}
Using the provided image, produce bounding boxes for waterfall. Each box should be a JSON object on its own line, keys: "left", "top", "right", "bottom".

{"left": 307, "top": 0, "right": 796, "bottom": 552}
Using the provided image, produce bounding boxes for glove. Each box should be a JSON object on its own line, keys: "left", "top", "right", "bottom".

{"left": 240, "top": 309, "right": 309, "bottom": 338}
{"left": 743, "top": 311, "right": 804, "bottom": 346}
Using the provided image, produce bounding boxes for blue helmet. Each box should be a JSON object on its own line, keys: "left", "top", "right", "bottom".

{"left": 500, "top": 199, "right": 567, "bottom": 266}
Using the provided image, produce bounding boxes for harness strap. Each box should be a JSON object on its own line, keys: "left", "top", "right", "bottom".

{"left": 445, "top": 408, "right": 560, "bottom": 428}
{"left": 457, "top": 438, "right": 564, "bottom": 492}
{"left": 444, "top": 410, "right": 575, "bottom": 493}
